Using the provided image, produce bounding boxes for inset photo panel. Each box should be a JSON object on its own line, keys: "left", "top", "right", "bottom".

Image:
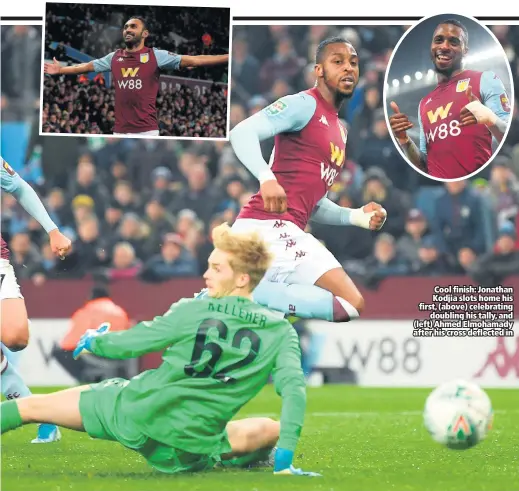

{"left": 41, "top": 2, "right": 231, "bottom": 139}
{"left": 384, "top": 13, "right": 514, "bottom": 181}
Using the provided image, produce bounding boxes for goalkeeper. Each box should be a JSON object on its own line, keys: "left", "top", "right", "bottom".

{"left": 1, "top": 223, "right": 319, "bottom": 477}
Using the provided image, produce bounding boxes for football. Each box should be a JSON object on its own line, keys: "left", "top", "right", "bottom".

{"left": 423, "top": 379, "right": 494, "bottom": 450}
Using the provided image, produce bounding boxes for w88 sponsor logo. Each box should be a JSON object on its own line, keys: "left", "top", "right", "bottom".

{"left": 426, "top": 120, "right": 461, "bottom": 143}
{"left": 118, "top": 79, "right": 142, "bottom": 90}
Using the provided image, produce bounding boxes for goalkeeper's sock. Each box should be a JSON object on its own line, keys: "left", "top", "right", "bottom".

{"left": 252, "top": 280, "right": 359, "bottom": 322}
{"left": 220, "top": 448, "right": 272, "bottom": 468}
{"left": 1, "top": 400, "right": 23, "bottom": 434}
{"left": 1, "top": 349, "right": 32, "bottom": 400}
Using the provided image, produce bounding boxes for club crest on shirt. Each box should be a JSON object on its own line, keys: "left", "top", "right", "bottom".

{"left": 500, "top": 93, "right": 511, "bottom": 112}
{"left": 339, "top": 123, "right": 347, "bottom": 144}
{"left": 140, "top": 53, "right": 149, "bottom": 64}
{"left": 265, "top": 100, "right": 287, "bottom": 116}
{"left": 2, "top": 159, "right": 15, "bottom": 176}
{"left": 456, "top": 79, "right": 471, "bottom": 92}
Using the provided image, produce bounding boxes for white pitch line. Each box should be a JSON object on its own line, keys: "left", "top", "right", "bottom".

{"left": 243, "top": 409, "right": 516, "bottom": 418}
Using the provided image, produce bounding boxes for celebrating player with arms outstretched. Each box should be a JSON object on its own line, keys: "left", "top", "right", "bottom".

{"left": 389, "top": 19, "right": 511, "bottom": 179}
{"left": 1, "top": 157, "right": 71, "bottom": 443}
{"left": 44, "top": 16, "right": 229, "bottom": 136}
{"left": 227, "top": 37, "right": 387, "bottom": 324}
{"left": 2, "top": 224, "right": 319, "bottom": 477}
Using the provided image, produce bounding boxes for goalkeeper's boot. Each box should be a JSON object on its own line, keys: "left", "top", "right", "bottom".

{"left": 31, "top": 424, "right": 61, "bottom": 444}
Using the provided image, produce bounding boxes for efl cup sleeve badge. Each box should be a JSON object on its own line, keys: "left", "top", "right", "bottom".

{"left": 456, "top": 78, "right": 471, "bottom": 92}
{"left": 140, "top": 53, "right": 149, "bottom": 64}
{"left": 265, "top": 100, "right": 287, "bottom": 116}
{"left": 2, "top": 159, "right": 15, "bottom": 176}
{"left": 500, "top": 93, "right": 511, "bottom": 112}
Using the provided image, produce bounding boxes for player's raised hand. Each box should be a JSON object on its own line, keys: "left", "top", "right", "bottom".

{"left": 44, "top": 57, "right": 62, "bottom": 75}
{"left": 459, "top": 86, "right": 479, "bottom": 127}
{"left": 48, "top": 229, "right": 72, "bottom": 259}
{"left": 362, "top": 202, "right": 387, "bottom": 231}
{"left": 260, "top": 179, "right": 287, "bottom": 214}
{"left": 389, "top": 101, "right": 413, "bottom": 143}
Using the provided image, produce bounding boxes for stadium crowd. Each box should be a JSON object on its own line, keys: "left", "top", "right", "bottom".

{"left": 42, "top": 4, "right": 229, "bottom": 136}
{"left": 4, "top": 24, "right": 519, "bottom": 290}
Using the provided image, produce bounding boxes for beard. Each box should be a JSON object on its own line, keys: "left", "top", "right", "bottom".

{"left": 323, "top": 68, "right": 355, "bottom": 100}
{"left": 124, "top": 33, "right": 142, "bottom": 49}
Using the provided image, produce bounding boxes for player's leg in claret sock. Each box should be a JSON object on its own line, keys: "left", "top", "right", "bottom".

{"left": 252, "top": 275, "right": 363, "bottom": 323}
{"left": 313, "top": 267, "right": 364, "bottom": 322}
{"left": 220, "top": 417, "right": 280, "bottom": 468}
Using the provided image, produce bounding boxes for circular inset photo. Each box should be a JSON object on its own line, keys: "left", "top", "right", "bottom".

{"left": 384, "top": 14, "right": 514, "bottom": 181}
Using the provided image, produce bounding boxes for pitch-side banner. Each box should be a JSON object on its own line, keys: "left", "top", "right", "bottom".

{"left": 15, "top": 320, "right": 78, "bottom": 387}
{"left": 12, "top": 319, "right": 519, "bottom": 388}
{"left": 305, "top": 320, "right": 519, "bottom": 388}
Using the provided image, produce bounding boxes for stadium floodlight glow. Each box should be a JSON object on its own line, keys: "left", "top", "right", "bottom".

{"left": 465, "top": 47, "right": 505, "bottom": 65}
{"left": 415, "top": 71, "right": 423, "bottom": 80}
{"left": 403, "top": 75, "right": 411, "bottom": 84}
{"left": 427, "top": 69, "right": 435, "bottom": 78}
{"left": 392, "top": 79, "right": 400, "bottom": 87}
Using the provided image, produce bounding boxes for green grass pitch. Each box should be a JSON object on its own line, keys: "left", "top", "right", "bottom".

{"left": 2, "top": 386, "right": 518, "bottom": 491}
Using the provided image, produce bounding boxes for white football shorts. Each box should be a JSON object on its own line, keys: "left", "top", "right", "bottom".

{"left": 231, "top": 218, "right": 342, "bottom": 285}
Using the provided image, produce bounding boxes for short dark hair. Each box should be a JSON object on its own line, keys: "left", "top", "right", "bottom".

{"left": 126, "top": 16, "right": 148, "bottom": 32}
{"left": 315, "top": 36, "right": 352, "bottom": 64}
{"left": 437, "top": 18, "right": 469, "bottom": 45}
{"left": 90, "top": 285, "right": 109, "bottom": 300}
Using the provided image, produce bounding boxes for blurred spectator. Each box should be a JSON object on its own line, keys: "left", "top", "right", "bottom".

{"left": 68, "top": 155, "right": 110, "bottom": 218}
{"left": 413, "top": 235, "right": 450, "bottom": 276}
{"left": 470, "top": 221, "right": 519, "bottom": 287}
{"left": 110, "top": 213, "right": 148, "bottom": 260}
{"left": 396, "top": 209, "right": 430, "bottom": 270}
{"left": 9, "top": 232, "right": 42, "bottom": 280}
{"left": 112, "top": 181, "right": 141, "bottom": 214}
{"left": 231, "top": 36, "right": 261, "bottom": 102}
{"left": 74, "top": 217, "right": 111, "bottom": 275}
{"left": 259, "top": 36, "right": 305, "bottom": 93}
{"left": 170, "top": 164, "right": 221, "bottom": 224}
{"left": 431, "top": 181, "right": 487, "bottom": 273}
{"left": 485, "top": 157, "right": 519, "bottom": 226}
{"left": 357, "top": 109, "right": 416, "bottom": 192}
{"left": 107, "top": 242, "right": 142, "bottom": 280}
{"left": 1, "top": 26, "right": 41, "bottom": 120}
{"left": 363, "top": 233, "right": 411, "bottom": 288}
{"left": 140, "top": 233, "right": 199, "bottom": 282}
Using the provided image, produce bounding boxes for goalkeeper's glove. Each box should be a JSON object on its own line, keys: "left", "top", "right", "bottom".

{"left": 73, "top": 322, "right": 111, "bottom": 360}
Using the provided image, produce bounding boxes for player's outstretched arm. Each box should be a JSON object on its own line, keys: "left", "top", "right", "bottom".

{"left": 44, "top": 57, "right": 95, "bottom": 75}
{"left": 311, "top": 195, "right": 386, "bottom": 231}
{"left": 2, "top": 161, "right": 71, "bottom": 257}
{"left": 180, "top": 54, "right": 229, "bottom": 68}
{"left": 78, "top": 300, "right": 190, "bottom": 359}
{"left": 271, "top": 327, "right": 320, "bottom": 476}
{"left": 389, "top": 101, "right": 428, "bottom": 173}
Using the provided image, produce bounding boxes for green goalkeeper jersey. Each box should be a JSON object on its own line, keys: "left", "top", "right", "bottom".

{"left": 89, "top": 296, "right": 306, "bottom": 455}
